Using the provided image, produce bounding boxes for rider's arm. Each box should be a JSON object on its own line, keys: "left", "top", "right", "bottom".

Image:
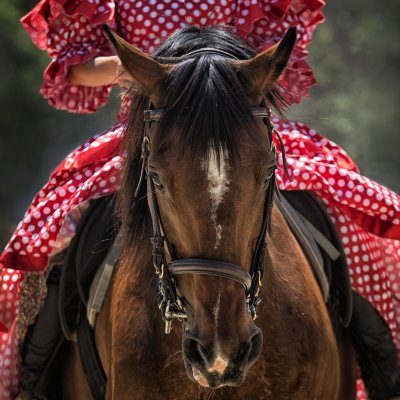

{"left": 68, "top": 56, "right": 129, "bottom": 87}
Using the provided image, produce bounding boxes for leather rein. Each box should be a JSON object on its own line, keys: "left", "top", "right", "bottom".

{"left": 134, "top": 48, "right": 288, "bottom": 334}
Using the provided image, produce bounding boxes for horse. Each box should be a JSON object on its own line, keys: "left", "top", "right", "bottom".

{"left": 60, "top": 25, "right": 357, "bottom": 399}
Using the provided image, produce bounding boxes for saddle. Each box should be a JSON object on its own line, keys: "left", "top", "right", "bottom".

{"left": 56, "top": 191, "right": 398, "bottom": 400}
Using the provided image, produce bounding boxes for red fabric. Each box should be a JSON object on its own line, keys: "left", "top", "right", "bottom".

{"left": 20, "top": 0, "right": 116, "bottom": 113}
{"left": 20, "top": 0, "right": 116, "bottom": 50}
{"left": 1, "top": 1, "right": 399, "bottom": 399}
{"left": 19, "top": 0, "right": 324, "bottom": 113}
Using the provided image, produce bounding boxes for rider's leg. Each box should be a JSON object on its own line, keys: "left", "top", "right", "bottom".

{"left": 20, "top": 263, "right": 63, "bottom": 399}
{"left": 350, "top": 291, "right": 400, "bottom": 400}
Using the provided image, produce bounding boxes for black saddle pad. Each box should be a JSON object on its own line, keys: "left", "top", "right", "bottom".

{"left": 59, "top": 195, "right": 117, "bottom": 340}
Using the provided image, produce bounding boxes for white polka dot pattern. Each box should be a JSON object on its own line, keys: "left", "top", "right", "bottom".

{"left": 21, "top": 0, "right": 325, "bottom": 113}
{"left": 0, "top": 271, "right": 21, "bottom": 398}
{"left": 0, "top": 124, "right": 125, "bottom": 398}
{"left": 274, "top": 118, "right": 400, "bottom": 363}
{"left": 1, "top": 1, "right": 398, "bottom": 399}
{"left": 356, "top": 379, "right": 367, "bottom": 400}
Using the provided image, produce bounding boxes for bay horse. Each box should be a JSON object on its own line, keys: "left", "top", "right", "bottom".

{"left": 61, "top": 26, "right": 357, "bottom": 399}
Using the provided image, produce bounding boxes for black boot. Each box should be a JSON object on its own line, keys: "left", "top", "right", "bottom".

{"left": 350, "top": 291, "right": 400, "bottom": 400}
{"left": 21, "top": 265, "right": 64, "bottom": 399}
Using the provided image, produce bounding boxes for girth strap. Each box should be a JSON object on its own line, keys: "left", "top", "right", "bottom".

{"left": 169, "top": 259, "right": 252, "bottom": 291}
{"left": 76, "top": 305, "right": 106, "bottom": 400}
{"left": 275, "top": 195, "right": 330, "bottom": 302}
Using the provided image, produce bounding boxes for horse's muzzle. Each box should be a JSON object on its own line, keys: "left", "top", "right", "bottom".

{"left": 182, "top": 329, "right": 263, "bottom": 388}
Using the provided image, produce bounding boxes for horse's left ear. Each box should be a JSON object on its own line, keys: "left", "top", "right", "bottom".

{"left": 103, "top": 25, "right": 171, "bottom": 106}
{"left": 233, "top": 27, "right": 297, "bottom": 105}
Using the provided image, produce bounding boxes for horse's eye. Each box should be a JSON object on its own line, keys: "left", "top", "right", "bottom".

{"left": 266, "top": 170, "right": 274, "bottom": 180}
{"left": 150, "top": 173, "right": 164, "bottom": 189}
{"left": 264, "top": 168, "right": 275, "bottom": 189}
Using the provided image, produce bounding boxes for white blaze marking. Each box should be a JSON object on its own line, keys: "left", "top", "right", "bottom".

{"left": 203, "top": 149, "right": 230, "bottom": 249}
{"left": 213, "top": 288, "right": 221, "bottom": 327}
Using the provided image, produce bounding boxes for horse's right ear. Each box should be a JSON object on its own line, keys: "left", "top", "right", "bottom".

{"left": 233, "top": 27, "right": 297, "bottom": 105}
{"left": 103, "top": 25, "right": 170, "bottom": 106}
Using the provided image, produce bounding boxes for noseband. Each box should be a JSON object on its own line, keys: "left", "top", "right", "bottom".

{"left": 136, "top": 49, "right": 287, "bottom": 334}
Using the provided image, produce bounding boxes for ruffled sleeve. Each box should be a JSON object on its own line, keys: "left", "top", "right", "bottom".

{"left": 235, "top": 0, "right": 325, "bottom": 104}
{"left": 21, "top": 0, "right": 116, "bottom": 113}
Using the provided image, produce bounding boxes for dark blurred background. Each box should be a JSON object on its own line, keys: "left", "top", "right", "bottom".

{"left": 0, "top": 0, "right": 399, "bottom": 248}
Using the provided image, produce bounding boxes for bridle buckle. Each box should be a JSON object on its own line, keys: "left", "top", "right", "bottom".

{"left": 164, "top": 300, "right": 187, "bottom": 334}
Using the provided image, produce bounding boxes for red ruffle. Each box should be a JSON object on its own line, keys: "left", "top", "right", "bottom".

{"left": 20, "top": 0, "right": 326, "bottom": 110}
{"left": 20, "top": 0, "right": 116, "bottom": 113}
{"left": 279, "top": 49, "right": 317, "bottom": 104}
{"left": 41, "top": 46, "right": 114, "bottom": 113}
{"left": 20, "top": 0, "right": 115, "bottom": 51}
{"left": 236, "top": 0, "right": 325, "bottom": 104}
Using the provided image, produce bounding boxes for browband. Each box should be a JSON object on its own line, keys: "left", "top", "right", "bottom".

{"left": 144, "top": 107, "right": 270, "bottom": 123}
{"left": 180, "top": 47, "right": 240, "bottom": 60}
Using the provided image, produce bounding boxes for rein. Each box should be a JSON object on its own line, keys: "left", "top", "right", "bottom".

{"left": 136, "top": 106, "right": 287, "bottom": 334}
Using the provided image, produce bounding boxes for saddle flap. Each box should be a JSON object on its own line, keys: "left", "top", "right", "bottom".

{"left": 59, "top": 195, "right": 116, "bottom": 340}
{"left": 87, "top": 236, "right": 121, "bottom": 327}
{"left": 279, "top": 191, "right": 353, "bottom": 328}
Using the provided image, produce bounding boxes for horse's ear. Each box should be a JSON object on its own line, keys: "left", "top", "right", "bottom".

{"left": 103, "top": 25, "right": 170, "bottom": 106}
{"left": 233, "top": 27, "right": 297, "bottom": 105}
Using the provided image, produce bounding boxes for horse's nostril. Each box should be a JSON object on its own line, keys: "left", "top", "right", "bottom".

{"left": 247, "top": 330, "right": 263, "bottom": 365}
{"left": 237, "top": 339, "right": 252, "bottom": 361}
{"left": 235, "top": 330, "right": 263, "bottom": 365}
{"left": 183, "top": 337, "right": 204, "bottom": 365}
{"left": 198, "top": 343, "right": 210, "bottom": 359}
{"left": 183, "top": 329, "right": 263, "bottom": 384}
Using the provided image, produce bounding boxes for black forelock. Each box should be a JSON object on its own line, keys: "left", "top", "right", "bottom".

{"left": 152, "top": 25, "right": 255, "bottom": 60}
{"left": 151, "top": 26, "right": 260, "bottom": 165}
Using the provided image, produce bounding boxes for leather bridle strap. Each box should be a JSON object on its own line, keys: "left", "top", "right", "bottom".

{"left": 180, "top": 47, "right": 240, "bottom": 60}
{"left": 144, "top": 107, "right": 269, "bottom": 123}
{"left": 143, "top": 105, "right": 278, "bottom": 332}
{"left": 169, "top": 259, "right": 252, "bottom": 291}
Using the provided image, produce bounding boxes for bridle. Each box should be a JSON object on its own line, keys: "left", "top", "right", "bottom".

{"left": 134, "top": 48, "right": 288, "bottom": 334}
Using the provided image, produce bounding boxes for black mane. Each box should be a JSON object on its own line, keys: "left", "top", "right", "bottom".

{"left": 117, "top": 26, "right": 281, "bottom": 252}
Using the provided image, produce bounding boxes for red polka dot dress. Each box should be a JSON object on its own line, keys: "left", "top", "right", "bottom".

{"left": 0, "top": 1, "right": 399, "bottom": 399}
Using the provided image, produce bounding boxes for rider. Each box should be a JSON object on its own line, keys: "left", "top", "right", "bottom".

{"left": 0, "top": 1, "right": 399, "bottom": 399}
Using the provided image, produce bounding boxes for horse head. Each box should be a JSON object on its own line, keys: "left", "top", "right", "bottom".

{"left": 106, "top": 25, "right": 296, "bottom": 389}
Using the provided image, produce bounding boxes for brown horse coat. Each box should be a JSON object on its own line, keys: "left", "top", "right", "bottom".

{"left": 61, "top": 25, "right": 357, "bottom": 400}
{"left": 61, "top": 205, "right": 356, "bottom": 400}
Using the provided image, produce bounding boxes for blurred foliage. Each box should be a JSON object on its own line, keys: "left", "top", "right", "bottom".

{"left": 294, "top": 0, "right": 400, "bottom": 191}
{"left": 0, "top": 0, "right": 399, "bottom": 248}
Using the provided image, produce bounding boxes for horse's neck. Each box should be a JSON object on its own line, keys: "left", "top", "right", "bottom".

{"left": 257, "top": 204, "right": 328, "bottom": 336}
{"left": 95, "top": 208, "right": 339, "bottom": 399}
{"left": 95, "top": 240, "right": 190, "bottom": 398}
{"left": 96, "top": 242, "right": 162, "bottom": 362}
{"left": 263, "top": 205, "right": 319, "bottom": 289}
